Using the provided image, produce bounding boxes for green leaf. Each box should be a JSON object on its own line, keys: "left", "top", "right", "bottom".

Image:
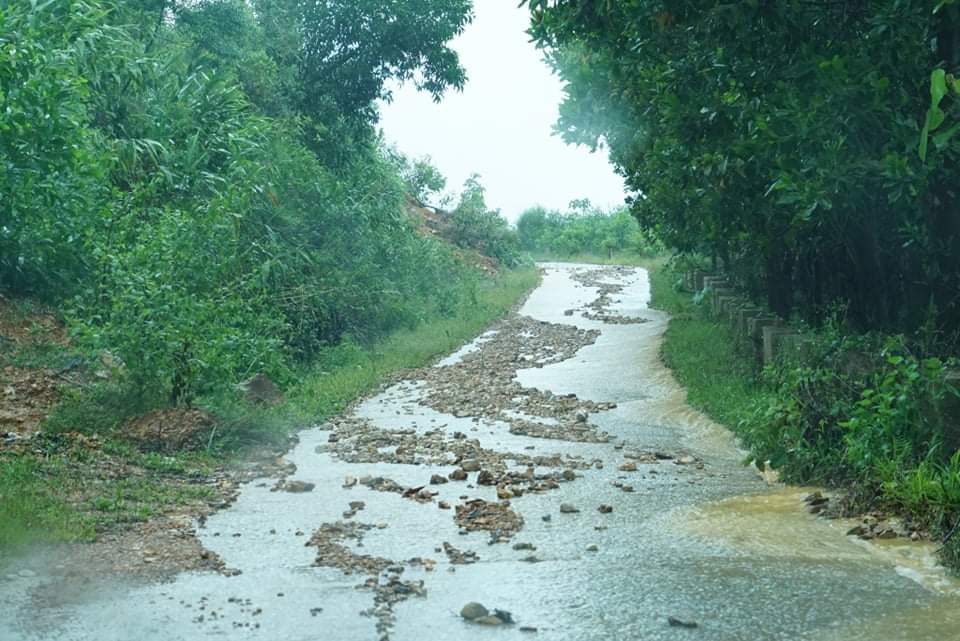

{"left": 933, "top": 122, "right": 960, "bottom": 149}
{"left": 931, "top": 69, "right": 948, "bottom": 106}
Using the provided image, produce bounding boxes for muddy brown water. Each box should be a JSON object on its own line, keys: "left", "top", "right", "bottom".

{"left": 2, "top": 263, "right": 959, "bottom": 641}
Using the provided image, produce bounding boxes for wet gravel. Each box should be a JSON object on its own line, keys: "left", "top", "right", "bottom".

{"left": 4, "top": 264, "right": 960, "bottom": 641}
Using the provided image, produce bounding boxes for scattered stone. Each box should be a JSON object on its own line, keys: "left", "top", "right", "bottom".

{"left": 519, "top": 626, "right": 538, "bottom": 633}
{"left": 541, "top": 515, "right": 552, "bottom": 522}
{"left": 562, "top": 469, "right": 576, "bottom": 481}
{"left": 560, "top": 503, "right": 579, "bottom": 514}
{"left": 449, "top": 469, "right": 468, "bottom": 481}
{"left": 598, "top": 504, "right": 613, "bottom": 514}
{"left": 279, "top": 480, "right": 315, "bottom": 493}
{"left": 621, "top": 485, "right": 634, "bottom": 493}
{"left": 461, "top": 602, "right": 489, "bottom": 620}
{"left": 512, "top": 542, "right": 536, "bottom": 551}
{"left": 438, "top": 500, "right": 451, "bottom": 510}
{"left": 443, "top": 542, "right": 479, "bottom": 565}
{"left": 667, "top": 616, "right": 698, "bottom": 629}
{"left": 477, "top": 470, "right": 497, "bottom": 485}
{"left": 455, "top": 499, "right": 524, "bottom": 540}
{"left": 675, "top": 455, "right": 697, "bottom": 466}
{"left": 343, "top": 476, "right": 357, "bottom": 488}
{"left": 461, "top": 460, "right": 481, "bottom": 472}
{"left": 619, "top": 462, "right": 637, "bottom": 472}
{"left": 586, "top": 544, "right": 599, "bottom": 552}
{"left": 430, "top": 474, "right": 448, "bottom": 485}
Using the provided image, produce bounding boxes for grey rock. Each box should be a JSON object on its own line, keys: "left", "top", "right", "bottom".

{"left": 667, "top": 616, "right": 698, "bottom": 629}
{"left": 560, "top": 503, "right": 579, "bottom": 513}
{"left": 460, "top": 602, "right": 489, "bottom": 620}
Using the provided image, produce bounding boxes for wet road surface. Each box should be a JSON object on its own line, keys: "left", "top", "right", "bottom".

{"left": 3, "top": 263, "right": 959, "bottom": 641}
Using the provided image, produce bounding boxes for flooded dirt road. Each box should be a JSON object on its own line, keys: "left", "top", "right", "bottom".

{"left": 3, "top": 263, "right": 959, "bottom": 640}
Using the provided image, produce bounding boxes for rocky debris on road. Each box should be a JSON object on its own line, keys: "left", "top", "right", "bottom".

{"left": 358, "top": 476, "right": 405, "bottom": 494}
{"left": 272, "top": 479, "right": 315, "bottom": 493}
{"left": 460, "top": 602, "right": 515, "bottom": 626}
{"left": 307, "top": 521, "right": 392, "bottom": 576}
{"left": 319, "top": 417, "right": 589, "bottom": 471}
{"left": 598, "top": 504, "right": 613, "bottom": 513}
{"left": 667, "top": 616, "right": 698, "bottom": 629}
{"left": 343, "top": 501, "right": 366, "bottom": 519}
{"left": 568, "top": 267, "right": 650, "bottom": 325}
{"left": 455, "top": 498, "right": 524, "bottom": 541}
{"left": 430, "top": 474, "right": 448, "bottom": 484}
{"left": 560, "top": 503, "right": 579, "bottom": 513}
{"left": 441, "top": 541, "right": 479, "bottom": 564}
{"left": 408, "top": 315, "right": 616, "bottom": 442}
{"left": 362, "top": 568, "right": 427, "bottom": 641}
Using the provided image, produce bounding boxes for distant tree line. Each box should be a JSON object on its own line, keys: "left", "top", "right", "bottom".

{"left": 517, "top": 201, "right": 661, "bottom": 258}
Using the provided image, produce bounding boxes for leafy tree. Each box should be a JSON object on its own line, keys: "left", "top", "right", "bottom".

{"left": 525, "top": 0, "right": 960, "bottom": 335}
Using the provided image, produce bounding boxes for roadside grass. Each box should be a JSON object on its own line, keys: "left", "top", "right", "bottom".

{"left": 0, "top": 454, "right": 96, "bottom": 548}
{"left": 648, "top": 267, "right": 766, "bottom": 444}
{"left": 0, "top": 267, "right": 541, "bottom": 551}
{"left": 649, "top": 265, "right": 960, "bottom": 574}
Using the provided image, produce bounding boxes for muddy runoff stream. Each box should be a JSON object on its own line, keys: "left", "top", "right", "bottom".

{"left": 3, "top": 263, "right": 959, "bottom": 641}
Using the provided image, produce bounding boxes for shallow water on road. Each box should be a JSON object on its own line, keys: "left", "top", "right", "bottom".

{"left": 3, "top": 263, "right": 959, "bottom": 641}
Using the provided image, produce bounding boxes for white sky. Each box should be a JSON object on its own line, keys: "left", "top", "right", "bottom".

{"left": 377, "top": 0, "right": 625, "bottom": 222}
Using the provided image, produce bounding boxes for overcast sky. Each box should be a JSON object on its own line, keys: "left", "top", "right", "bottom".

{"left": 377, "top": 0, "right": 625, "bottom": 222}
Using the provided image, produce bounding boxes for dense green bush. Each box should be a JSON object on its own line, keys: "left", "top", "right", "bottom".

{"left": 745, "top": 331, "right": 957, "bottom": 481}
{"left": 1, "top": 0, "right": 485, "bottom": 405}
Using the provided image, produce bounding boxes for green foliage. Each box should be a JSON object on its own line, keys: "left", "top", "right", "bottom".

{"left": 526, "top": 1, "right": 960, "bottom": 335}
{"left": 517, "top": 201, "right": 661, "bottom": 258}
{"left": 0, "top": 0, "right": 488, "bottom": 405}
{"left": 0, "top": 0, "right": 111, "bottom": 295}
{"left": 448, "top": 175, "right": 522, "bottom": 267}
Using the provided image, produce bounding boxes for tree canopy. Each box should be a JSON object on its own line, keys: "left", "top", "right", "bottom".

{"left": 0, "top": 0, "right": 482, "bottom": 403}
{"left": 526, "top": 0, "right": 960, "bottom": 335}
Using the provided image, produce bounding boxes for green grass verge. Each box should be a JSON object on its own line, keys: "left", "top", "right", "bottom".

{"left": 648, "top": 267, "right": 766, "bottom": 431}
{"left": 0, "top": 267, "right": 541, "bottom": 551}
